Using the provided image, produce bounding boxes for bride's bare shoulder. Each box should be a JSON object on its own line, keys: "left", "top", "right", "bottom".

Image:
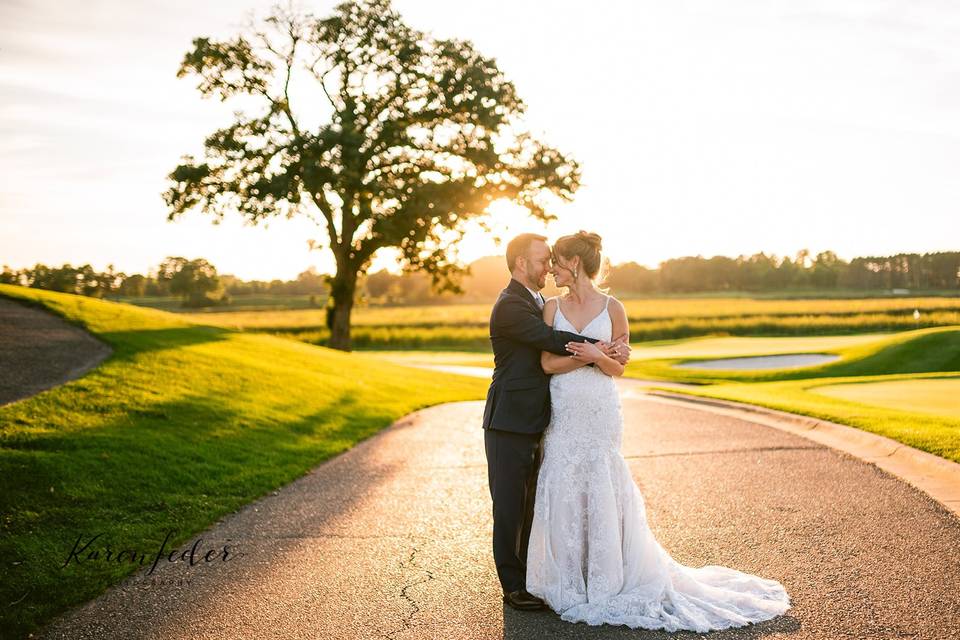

{"left": 605, "top": 294, "right": 627, "bottom": 319}
{"left": 542, "top": 296, "right": 559, "bottom": 324}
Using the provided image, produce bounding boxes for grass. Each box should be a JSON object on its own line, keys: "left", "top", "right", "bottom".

{"left": 624, "top": 333, "right": 892, "bottom": 359}
{"left": 623, "top": 326, "right": 960, "bottom": 464}
{"left": 369, "top": 330, "right": 959, "bottom": 380}
{"left": 123, "top": 289, "right": 960, "bottom": 317}
{"left": 647, "top": 372, "right": 960, "bottom": 464}
{"left": 625, "top": 326, "right": 960, "bottom": 383}
{"left": 370, "top": 327, "right": 960, "bottom": 467}
{"left": 6, "top": 283, "right": 956, "bottom": 635}
{"left": 811, "top": 378, "right": 960, "bottom": 418}
{"left": 0, "top": 284, "right": 487, "bottom": 638}
{"left": 108, "top": 293, "right": 329, "bottom": 313}
{"left": 181, "top": 296, "right": 960, "bottom": 325}
{"left": 176, "top": 296, "right": 960, "bottom": 350}
{"left": 374, "top": 350, "right": 495, "bottom": 368}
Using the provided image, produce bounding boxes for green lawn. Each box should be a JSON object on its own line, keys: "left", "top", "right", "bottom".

{"left": 177, "top": 295, "right": 960, "bottom": 350}
{"left": 374, "top": 350, "right": 495, "bottom": 368}
{"left": 809, "top": 378, "right": 960, "bottom": 419}
{"left": 108, "top": 293, "right": 329, "bottom": 313}
{"left": 617, "top": 326, "right": 960, "bottom": 464}
{"left": 370, "top": 329, "right": 960, "bottom": 382}
{"left": 369, "top": 328, "right": 960, "bottom": 466}
{"left": 625, "top": 333, "right": 890, "bottom": 360}
{"left": 650, "top": 373, "right": 960, "bottom": 464}
{"left": 6, "top": 284, "right": 956, "bottom": 636}
{"left": 624, "top": 326, "right": 960, "bottom": 383}
{"left": 0, "top": 284, "right": 487, "bottom": 639}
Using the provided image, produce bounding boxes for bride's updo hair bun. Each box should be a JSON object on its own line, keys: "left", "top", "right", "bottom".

{"left": 552, "top": 230, "right": 606, "bottom": 281}
{"left": 576, "top": 230, "right": 602, "bottom": 252}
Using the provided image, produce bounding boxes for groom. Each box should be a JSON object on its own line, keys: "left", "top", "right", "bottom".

{"left": 482, "top": 233, "right": 631, "bottom": 611}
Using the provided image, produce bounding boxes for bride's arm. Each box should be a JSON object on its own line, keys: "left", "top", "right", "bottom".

{"left": 566, "top": 297, "right": 629, "bottom": 377}
{"left": 540, "top": 298, "right": 590, "bottom": 374}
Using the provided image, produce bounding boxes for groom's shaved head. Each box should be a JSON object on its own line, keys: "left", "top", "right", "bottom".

{"left": 506, "top": 233, "right": 548, "bottom": 272}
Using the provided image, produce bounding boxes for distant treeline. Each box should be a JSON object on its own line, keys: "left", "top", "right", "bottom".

{"left": 0, "top": 257, "right": 328, "bottom": 308}
{"left": 364, "top": 250, "right": 960, "bottom": 303}
{"left": 2, "top": 250, "right": 957, "bottom": 307}
{"left": 614, "top": 250, "right": 960, "bottom": 294}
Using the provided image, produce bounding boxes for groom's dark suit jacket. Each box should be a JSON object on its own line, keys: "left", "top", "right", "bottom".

{"left": 482, "top": 278, "right": 600, "bottom": 434}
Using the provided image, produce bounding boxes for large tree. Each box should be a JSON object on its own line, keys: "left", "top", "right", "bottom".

{"left": 164, "top": 0, "right": 581, "bottom": 350}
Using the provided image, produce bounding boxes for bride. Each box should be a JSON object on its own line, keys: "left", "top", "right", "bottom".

{"left": 525, "top": 230, "right": 792, "bottom": 632}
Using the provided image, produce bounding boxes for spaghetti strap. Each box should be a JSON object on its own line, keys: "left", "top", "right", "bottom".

{"left": 604, "top": 294, "right": 610, "bottom": 310}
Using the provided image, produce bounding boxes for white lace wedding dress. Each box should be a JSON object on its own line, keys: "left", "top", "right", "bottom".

{"left": 526, "top": 295, "right": 791, "bottom": 632}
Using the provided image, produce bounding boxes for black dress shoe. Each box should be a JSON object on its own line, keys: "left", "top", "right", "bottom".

{"left": 503, "top": 589, "right": 546, "bottom": 611}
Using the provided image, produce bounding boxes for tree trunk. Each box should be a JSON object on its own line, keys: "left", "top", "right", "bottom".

{"left": 327, "top": 269, "right": 357, "bottom": 351}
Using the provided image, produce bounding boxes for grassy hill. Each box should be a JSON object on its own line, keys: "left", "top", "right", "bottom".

{"left": 0, "top": 284, "right": 487, "bottom": 638}
{"left": 632, "top": 326, "right": 960, "bottom": 463}
{"left": 628, "top": 325, "right": 960, "bottom": 383}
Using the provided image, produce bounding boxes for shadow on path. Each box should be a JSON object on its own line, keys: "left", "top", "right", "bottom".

{"left": 34, "top": 396, "right": 960, "bottom": 639}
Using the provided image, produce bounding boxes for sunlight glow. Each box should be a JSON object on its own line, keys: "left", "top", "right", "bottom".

{"left": 2, "top": 0, "right": 959, "bottom": 281}
{"left": 368, "top": 198, "right": 548, "bottom": 274}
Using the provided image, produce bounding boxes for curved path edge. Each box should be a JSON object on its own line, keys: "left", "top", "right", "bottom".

{"left": 643, "top": 389, "right": 960, "bottom": 520}
{"left": 30, "top": 372, "right": 960, "bottom": 638}
{"left": 402, "top": 363, "right": 960, "bottom": 519}
{"left": 0, "top": 295, "right": 114, "bottom": 408}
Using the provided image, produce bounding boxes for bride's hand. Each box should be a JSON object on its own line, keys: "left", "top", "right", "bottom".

{"left": 597, "top": 337, "right": 631, "bottom": 364}
{"left": 566, "top": 341, "right": 605, "bottom": 363}
{"left": 610, "top": 336, "right": 632, "bottom": 365}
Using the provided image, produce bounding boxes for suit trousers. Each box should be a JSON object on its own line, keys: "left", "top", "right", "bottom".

{"left": 483, "top": 427, "right": 545, "bottom": 594}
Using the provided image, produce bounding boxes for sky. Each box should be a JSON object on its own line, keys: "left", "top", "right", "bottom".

{"left": 2, "top": 0, "right": 959, "bottom": 281}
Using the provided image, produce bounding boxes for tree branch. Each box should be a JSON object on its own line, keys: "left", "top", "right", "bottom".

{"left": 303, "top": 190, "right": 341, "bottom": 250}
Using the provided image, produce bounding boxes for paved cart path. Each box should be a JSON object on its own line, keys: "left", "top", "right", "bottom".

{"left": 36, "top": 385, "right": 960, "bottom": 639}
